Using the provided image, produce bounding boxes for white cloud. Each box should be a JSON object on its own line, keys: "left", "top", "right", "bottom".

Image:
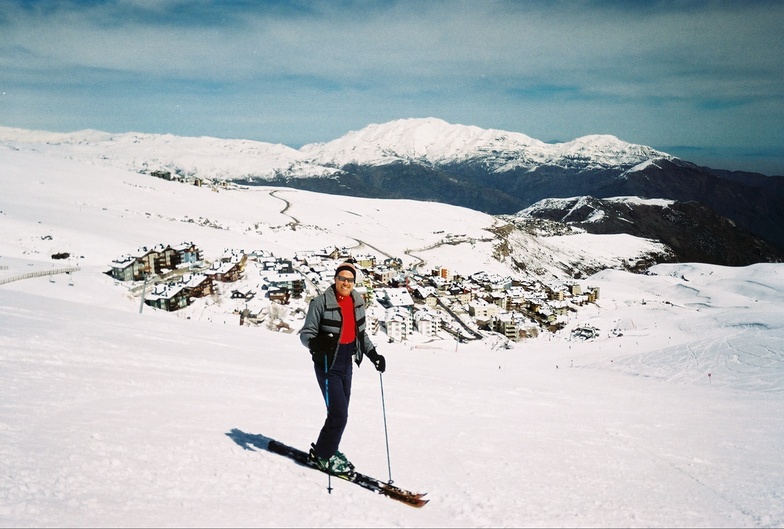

{"left": 1, "top": 1, "right": 783, "bottom": 173}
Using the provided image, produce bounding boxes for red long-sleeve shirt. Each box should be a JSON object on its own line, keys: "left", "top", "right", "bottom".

{"left": 337, "top": 294, "right": 356, "bottom": 344}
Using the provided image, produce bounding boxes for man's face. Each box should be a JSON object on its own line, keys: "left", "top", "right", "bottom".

{"left": 335, "top": 272, "right": 355, "bottom": 297}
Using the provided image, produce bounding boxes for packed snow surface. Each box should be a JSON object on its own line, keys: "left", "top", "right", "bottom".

{"left": 1, "top": 141, "right": 782, "bottom": 528}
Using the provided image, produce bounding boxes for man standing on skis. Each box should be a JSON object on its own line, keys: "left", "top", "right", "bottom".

{"left": 299, "top": 261, "right": 386, "bottom": 474}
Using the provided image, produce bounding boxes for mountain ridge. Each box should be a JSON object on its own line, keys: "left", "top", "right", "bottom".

{"left": 298, "top": 117, "right": 670, "bottom": 171}
{"left": 0, "top": 118, "right": 676, "bottom": 177}
{"left": 3, "top": 118, "right": 782, "bottom": 257}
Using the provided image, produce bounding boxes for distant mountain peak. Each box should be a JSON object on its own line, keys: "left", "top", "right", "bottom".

{"left": 299, "top": 118, "right": 671, "bottom": 171}
{"left": 300, "top": 117, "right": 542, "bottom": 166}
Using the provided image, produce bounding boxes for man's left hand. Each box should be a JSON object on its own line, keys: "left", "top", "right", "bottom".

{"left": 366, "top": 348, "right": 386, "bottom": 373}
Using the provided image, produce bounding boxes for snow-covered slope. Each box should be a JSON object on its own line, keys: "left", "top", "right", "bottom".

{"left": 0, "top": 125, "right": 335, "bottom": 182}
{"left": 1, "top": 140, "right": 782, "bottom": 526}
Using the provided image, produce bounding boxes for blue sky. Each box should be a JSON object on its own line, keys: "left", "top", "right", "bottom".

{"left": 2, "top": 0, "right": 783, "bottom": 175}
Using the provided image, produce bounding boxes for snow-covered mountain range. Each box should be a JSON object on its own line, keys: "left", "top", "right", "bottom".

{"left": 298, "top": 118, "right": 670, "bottom": 171}
{"left": 0, "top": 117, "right": 670, "bottom": 181}
{"left": 2, "top": 118, "right": 782, "bottom": 257}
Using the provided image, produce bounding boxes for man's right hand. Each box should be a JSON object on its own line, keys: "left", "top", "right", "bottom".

{"left": 308, "top": 333, "right": 335, "bottom": 354}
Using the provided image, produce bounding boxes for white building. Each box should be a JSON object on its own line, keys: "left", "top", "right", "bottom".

{"left": 469, "top": 298, "right": 500, "bottom": 320}
{"left": 384, "top": 310, "right": 410, "bottom": 342}
{"left": 413, "top": 309, "right": 440, "bottom": 337}
{"left": 373, "top": 267, "right": 396, "bottom": 284}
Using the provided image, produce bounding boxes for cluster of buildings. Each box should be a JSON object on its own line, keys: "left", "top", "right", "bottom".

{"left": 108, "top": 242, "right": 250, "bottom": 311}
{"left": 108, "top": 242, "right": 599, "bottom": 342}
{"left": 148, "top": 169, "right": 246, "bottom": 192}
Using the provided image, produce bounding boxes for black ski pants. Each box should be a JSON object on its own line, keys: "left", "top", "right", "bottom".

{"left": 313, "top": 342, "right": 354, "bottom": 460}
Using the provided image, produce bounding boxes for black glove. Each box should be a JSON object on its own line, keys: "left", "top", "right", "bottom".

{"left": 311, "top": 350, "right": 330, "bottom": 371}
{"left": 309, "top": 333, "right": 337, "bottom": 371}
{"left": 365, "top": 348, "right": 386, "bottom": 373}
{"left": 308, "top": 333, "right": 335, "bottom": 354}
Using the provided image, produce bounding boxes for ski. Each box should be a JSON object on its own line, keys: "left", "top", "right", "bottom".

{"left": 267, "top": 439, "right": 429, "bottom": 508}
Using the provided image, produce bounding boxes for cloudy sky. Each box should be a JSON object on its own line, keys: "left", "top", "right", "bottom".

{"left": 2, "top": 0, "right": 783, "bottom": 175}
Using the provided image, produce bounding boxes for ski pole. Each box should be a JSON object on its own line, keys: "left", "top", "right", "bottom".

{"left": 379, "top": 371, "right": 393, "bottom": 484}
{"left": 324, "top": 353, "right": 332, "bottom": 494}
{"left": 324, "top": 353, "right": 330, "bottom": 409}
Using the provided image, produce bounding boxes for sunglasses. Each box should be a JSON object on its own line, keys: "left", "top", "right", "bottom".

{"left": 336, "top": 275, "right": 355, "bottom": 284}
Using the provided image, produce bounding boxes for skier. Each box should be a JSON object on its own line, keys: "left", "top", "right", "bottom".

{"left": 299, "top": 261, "right": 386, "bottom": 474}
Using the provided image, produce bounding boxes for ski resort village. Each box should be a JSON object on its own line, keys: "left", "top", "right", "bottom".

{"left": 107, "top": 241, "right": 600, "bottom": 346}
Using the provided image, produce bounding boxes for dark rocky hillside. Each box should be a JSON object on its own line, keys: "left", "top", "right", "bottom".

{"left": 516, "top": 197, "right": 784, "bottom": 266}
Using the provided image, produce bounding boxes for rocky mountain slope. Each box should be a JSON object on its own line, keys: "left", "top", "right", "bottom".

{"left": 512, "top": 196, "right": 784, "bottom": 266}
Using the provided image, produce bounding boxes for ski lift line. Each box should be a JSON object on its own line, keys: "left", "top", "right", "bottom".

{"left": 0, "top": 266, "right": 81, "bottom": 286}
{"left": 353, "top": 238, "right": 394, "bottom": 260}
{"left": 434, "top": 297, "right": 483, "bottom": 340}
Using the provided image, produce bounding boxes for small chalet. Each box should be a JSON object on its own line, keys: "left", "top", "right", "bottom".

{"left": 180, "top": 273, "right": 213, "bottom": 298}
{"left": 108, "top": 246, "right": 157, "bottom": 281}
{"left": 231, "top": 289, "right": 256, "bottom": 300}
{"left": 411, "top": 285, "right": 439, "bottom": 309}
{"left": 151, "top": 243, "right": 177, "bottom": 272}
{"left": 150, "top": 170, "right": 173, "bottom": 181}
{"left": 263, "top": 271, "right": 305, "bottom": 298}
{"left": 383, "top": 257, "right": 403, "bottom": 270}
{"left": 109, "top": 254, "right": 144, "bottom": 282}
{"left": 447, "top": 286, "right": 472, "bottom": 305}
{"left": 353, "top": 253, "right": 377, "bottom": 269}
{"left": 316, "top": 246, "right": 341, "bottom": 260}
{"left": 373, "top": 267, "right": 396, "bottom": 285}
{"left": 205, "top": 261, "right": 242, "bottom": 283}
{"left": 220, "top": 249, "right": 248, "bottom": 272}
{"left": 132, "top": 246, "right": 159, "bottom": 277}
{"left": 586, "top": 286, "right": 600, "bottom": 302}
{"left": 171, "top": 242, "right": 202, "bottom": 267}
{"left": 145, "top": 283, "right": 189, "bottom": 312}
{"left": 268, "top": 288, "right": 291, "bottom": 305}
